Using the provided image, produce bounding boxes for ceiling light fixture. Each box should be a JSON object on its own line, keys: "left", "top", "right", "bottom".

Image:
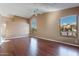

{"left": 33, "top": 8, "right": 39, "bottom": 16}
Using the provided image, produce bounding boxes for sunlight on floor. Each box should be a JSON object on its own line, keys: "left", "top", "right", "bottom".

{"left": 58, "top": 46, "right": 79, "bottom": 56}
{"left": 29, "top": 38, "right": 38, "bottom": 55}
{"left": 0, "top": 37, "right": 10, "bottom": 45}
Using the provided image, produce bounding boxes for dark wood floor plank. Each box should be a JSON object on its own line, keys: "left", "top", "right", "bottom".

{"left": 0, "top": 37, "right": 79, "bottom": 56}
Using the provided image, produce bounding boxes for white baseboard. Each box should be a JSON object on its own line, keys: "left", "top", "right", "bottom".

{"left": 6, "top": 35, "right": 29, "bottom": 39}
{"left": 34, "top": 36, "right": 79, "bottom": 47}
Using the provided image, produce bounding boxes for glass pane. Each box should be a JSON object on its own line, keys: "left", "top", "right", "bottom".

{"left": 60, "top": 15, "right": 77, "bottom": 37}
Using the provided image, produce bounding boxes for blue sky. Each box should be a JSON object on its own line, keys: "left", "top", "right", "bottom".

{"left": 60, "top": 15, "right": 76, "bottom": 25}
{"left": 31, "top": 19, "right": 37, "bottom": 28}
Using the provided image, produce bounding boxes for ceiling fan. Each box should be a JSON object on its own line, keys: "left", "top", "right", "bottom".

{"left": 33, "top": 8, "right": 39, "bottom": 16}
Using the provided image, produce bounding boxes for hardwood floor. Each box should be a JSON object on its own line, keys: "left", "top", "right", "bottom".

{"left": 0, "top": 37, "right": 79, "bottom": 56}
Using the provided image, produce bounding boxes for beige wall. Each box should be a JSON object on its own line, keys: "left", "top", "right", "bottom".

{"left": 30, "top": 7, "right": 79, "bottom": 45}
{"left": 5, "top": 16, "right": 29, "bottom": 39}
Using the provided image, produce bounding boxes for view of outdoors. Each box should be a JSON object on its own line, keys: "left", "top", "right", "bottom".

{"left": 31, "top": 18, "right": 37, "bottom": 33}
{"left": 60, "top": 15, "right": 77, "bottom": 37}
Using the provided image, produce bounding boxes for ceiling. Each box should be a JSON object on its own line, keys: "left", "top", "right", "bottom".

{"left": 0, "top": 3, "right": 79, "bottom": 18}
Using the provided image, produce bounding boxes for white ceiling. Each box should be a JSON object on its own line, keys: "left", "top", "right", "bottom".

{"left": 0, "top": 3, "right": 79, "bottom": 18}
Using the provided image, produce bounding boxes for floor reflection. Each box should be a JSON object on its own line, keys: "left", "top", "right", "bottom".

{"left": 0, "top": 37, "right": 10, "bottom": 45}
{"left": 0, "top": 36, "right": 79, "bottom": 56}
{"left": 58, "top": 46, "right": 79, "bottom": 56}
{"left": 29, "top": 38, "right": 38, "bottom": 56}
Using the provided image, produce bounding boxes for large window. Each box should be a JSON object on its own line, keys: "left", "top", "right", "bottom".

{"left": 31, "top": 18, "right": 37, "bottom": 33}
{"left": 60, "top": 15, "right": 77, "bottom": 37}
